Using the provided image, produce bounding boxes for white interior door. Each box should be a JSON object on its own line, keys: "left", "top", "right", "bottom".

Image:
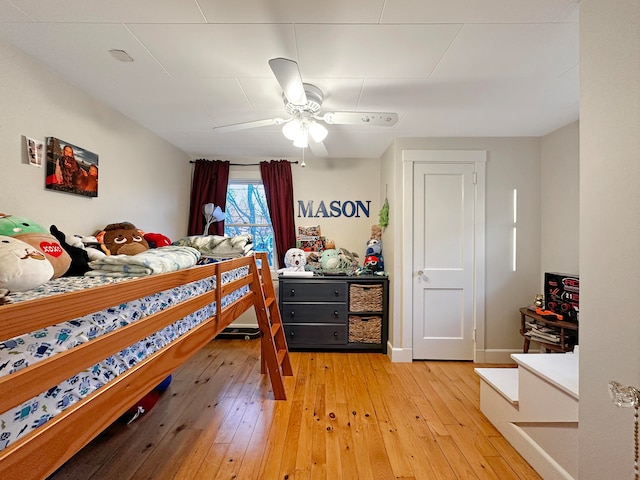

{"left": 411, "top": 161, "right": 479, "bottom": 360}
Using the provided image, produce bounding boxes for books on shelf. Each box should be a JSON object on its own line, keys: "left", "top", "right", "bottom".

{"left": 525, "top": 321, "right": 561, "bottom": 344}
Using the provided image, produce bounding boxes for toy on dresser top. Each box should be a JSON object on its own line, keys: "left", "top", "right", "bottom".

{"left": 360, "top": 224, "right": 385, "bottom": 275}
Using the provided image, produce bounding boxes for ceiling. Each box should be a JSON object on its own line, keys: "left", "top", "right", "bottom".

{"left": 0, "top": 0, "right": 580, "bottom": 160}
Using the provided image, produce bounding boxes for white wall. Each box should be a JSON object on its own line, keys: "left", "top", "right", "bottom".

{"left": 382, "top": 137, "right": 543, "bottom": 362}
{"left": 579, "top": 1, "right": 640, "bottom": 478}
{"left": 228, "top": 157, "right": 381, "bottom": 263}
{"left": 541, "top": 121, "right": 580, "bottom": 278}
{"left": 0, "top": 39, "right": 192, "bottom": 241}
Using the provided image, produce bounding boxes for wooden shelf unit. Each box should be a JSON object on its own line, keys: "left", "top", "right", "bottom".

{"left": 519, "top": 306, "right": 578, "bottom": 353}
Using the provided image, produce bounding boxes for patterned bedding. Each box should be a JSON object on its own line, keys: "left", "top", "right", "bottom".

{"left": 174, "top": 234, "right": 253, "bottom": 260}
{"left": 85, "top": 245, "right": 201, "bottom": 277}
{"left": 0, "top": 265, "right": 251, "bottom": 452}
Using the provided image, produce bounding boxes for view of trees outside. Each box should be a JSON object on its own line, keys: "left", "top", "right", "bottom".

{"left": 224, "top": 182, "right": 275, "bottom": 265}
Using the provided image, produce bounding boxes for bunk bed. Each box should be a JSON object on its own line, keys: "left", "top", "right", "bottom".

{"left": 0, "top": 252, "right": 289, "bottom": 479}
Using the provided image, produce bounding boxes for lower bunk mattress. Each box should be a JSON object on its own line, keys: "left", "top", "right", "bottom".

{"left": 0, "top": 265, "right": 251, "bottom": 452}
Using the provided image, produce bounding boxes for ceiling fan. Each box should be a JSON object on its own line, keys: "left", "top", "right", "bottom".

{"left": 212, "top": 57, "right": 399, "bottom": 157}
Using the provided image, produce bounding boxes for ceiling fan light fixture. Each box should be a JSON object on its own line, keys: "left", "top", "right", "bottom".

{"left": 309, "top": 121, "right": 328, "bottom": 143}
{"left": 293, "top": 135, "right": 309, "bottom": 148}
{"left": 282, "top": 118, "right": 303, "bottom": 141}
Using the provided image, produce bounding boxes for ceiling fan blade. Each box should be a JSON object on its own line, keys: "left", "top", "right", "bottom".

{"left": 269, "top": 57, "right": 307, "bottom": 106}
{"left": 321, "top": 112, "right": 398, "bottom": 126}
{"left": 213, "top": 118, "right": 287, "bottom": 133}
{"left": 308, "top": 140, "right": 328, "bottom": 157}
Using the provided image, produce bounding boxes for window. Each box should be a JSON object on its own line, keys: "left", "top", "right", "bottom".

{"left": 224, "top": 181, "right": 276, "bottom": 266}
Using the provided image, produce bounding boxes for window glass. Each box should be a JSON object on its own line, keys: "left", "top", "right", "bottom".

{"left": 225, "top": 182, "right": 275, "bottom": 266}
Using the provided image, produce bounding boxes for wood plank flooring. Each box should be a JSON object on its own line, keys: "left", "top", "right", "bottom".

{"left": 51, "top": 339, "right": 541, "bottom": 480}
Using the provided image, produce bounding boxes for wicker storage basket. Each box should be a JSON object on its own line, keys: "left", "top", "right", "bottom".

{"left": 349, "top": 283, "right": 383, "bottom": 312}
{"left": 349, "top": 315, "right": 382, "bottom": 343}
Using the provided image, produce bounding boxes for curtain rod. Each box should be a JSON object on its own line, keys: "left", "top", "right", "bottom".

{"left": 189, "top": 160, "right": 298, "bottom": 165}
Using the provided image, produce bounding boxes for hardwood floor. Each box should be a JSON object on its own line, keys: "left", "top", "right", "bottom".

{"left": 51, "top": 339, "right": 541, "bottom": 480}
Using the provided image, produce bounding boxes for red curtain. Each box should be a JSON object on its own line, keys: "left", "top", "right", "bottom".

{"left": 187, "top": 159, "right": 230, "bottom": 236}
{"left": 260, "top": 160, "right": 296, "bottom": 265}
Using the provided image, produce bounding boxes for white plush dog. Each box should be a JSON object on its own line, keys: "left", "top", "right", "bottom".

{"left": 282, "top": 248, "right": 307, "bottom": 272}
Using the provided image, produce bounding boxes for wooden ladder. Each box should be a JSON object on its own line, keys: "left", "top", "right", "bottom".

{"left": 251, "top": 252, "right": 293, "bottom": 400}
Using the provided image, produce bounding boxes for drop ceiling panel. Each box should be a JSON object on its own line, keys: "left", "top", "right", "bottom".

{"left": 0, "top": 23, "right": 168, "bottom": 85}
{"left": 6, "top": 0, "right": 205, "bottom": 23}
{"left": 0, "top": 1, "right": 33, "bottom": 22}
{"left": 128, "top": 23, "right": 298, "bottom": 78}
{"left": 198, "top": 0, "right": 386, "bottom": 24}
{"left": 296, "top": 24, "right": 462, "bottom": 78}
{"left": 432, "top": 23, "right": 579, "bottom": 79}
{"left": 381, "top": 0, "right": 579, "bottom": 23}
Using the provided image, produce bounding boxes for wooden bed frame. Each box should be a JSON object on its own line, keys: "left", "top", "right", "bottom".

{"left": 0, "top": 252, "right": 290, "bottom": 479}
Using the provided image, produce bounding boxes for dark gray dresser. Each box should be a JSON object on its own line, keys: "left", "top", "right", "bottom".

{"left": 278, "top": 275, "right": 389, "bottom": 352}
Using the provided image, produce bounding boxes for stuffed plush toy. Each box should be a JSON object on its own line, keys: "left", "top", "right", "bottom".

{"left": 97, "top": 222, "right": 149, "bottom": 256}
{"left": 120, "top": 374, "right": 172, "bottom": 424}
{"left": 324, "top": 239, "right": 336, "bottom": 250}
{"left": 0, "top": 213, "right": 70, "bottom": 278}
{"left": 144, "top": 232, "right": 172, "bottom": 249}
{"left": 50, "top": 225, "right": 91, "bottom": 276}
{"left": 320, "top": 249, "right": 341, "bottom": 270}
{"left": 365, "top": 238, "right": 382, "bottom": 256}
{"left": 370, "top": 225, "right": 382, "bottom": 241}
{"left": 363, "top": 254, "right": 384, "bottom": 273}
{"left": 338, "top": 248, "right": 360, "bottom": 270}
{"left": 74, "top": 234, "right": 108, "bottom": 260}
{"left": 282, "top": 248, "right": 307, "bottom": 272}
{"left": 0, "top": 235, "right": 54, "bottom": 293}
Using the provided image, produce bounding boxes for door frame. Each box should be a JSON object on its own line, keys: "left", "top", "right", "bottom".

{"left": 401, "top": 150, "right": 487, "bottom": 363}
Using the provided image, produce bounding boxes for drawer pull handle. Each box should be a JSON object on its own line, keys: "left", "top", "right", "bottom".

{"left": 334, "top": 331, "right": 338, "bottom": 337}
{"left": 289, "top": 332, "right": 295, "bottom": 337}
{"left": 290, "top": 311, "right": 295, "bottom": 318}
{"left": 290, "top": 289, "right": 295, "bottom": 296}
{"left": 333, "top": 311, "right": 338, "bottom": 317}
{"left": 333, "top": 290, "right": 339, "bottom": 296}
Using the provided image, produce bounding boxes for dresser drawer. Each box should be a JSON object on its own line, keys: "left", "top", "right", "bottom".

{"left": 284, "top": 324, "right": 347, "bottom": 347}
{"left": 280, "top": 280, "right": 347, "bottom": 303}
{"left": 281, "top": 303, "right": 347, "bottom": 324}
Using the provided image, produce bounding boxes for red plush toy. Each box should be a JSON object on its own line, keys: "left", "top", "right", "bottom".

{"left": 143, "top": 232, "right": 172, "bottom": 249}
{"left": 120, "top": 375, "right": 172, "bottom": 424}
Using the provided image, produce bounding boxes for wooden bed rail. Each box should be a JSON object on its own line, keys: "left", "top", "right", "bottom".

{"left": 0, "top": 253, "right": 288, "bottom": 480}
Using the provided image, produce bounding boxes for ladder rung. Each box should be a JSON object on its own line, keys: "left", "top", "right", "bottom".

{"left": 277, "top": 349, "right": 287, "bottom": 366}
{"left": 271, "top": 323, "right": 281, "bottom": 336}
{"left": 265, "top": 297, "right": 275, "bottom": 309}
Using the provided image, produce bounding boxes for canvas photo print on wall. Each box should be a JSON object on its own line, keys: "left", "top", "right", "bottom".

{"left": 45, "top": 137, "right": 99, "bottom": 198}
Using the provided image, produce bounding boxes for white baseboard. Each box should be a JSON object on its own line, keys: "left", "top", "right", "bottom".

{"left": 389, "top": 344, "right": 413, "bottom": 363}
{"left": 480, "top": 349, "right": 521, "bottom": 364}
{"left": 387, "top": 346, "right": 522, "bottom": 364}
